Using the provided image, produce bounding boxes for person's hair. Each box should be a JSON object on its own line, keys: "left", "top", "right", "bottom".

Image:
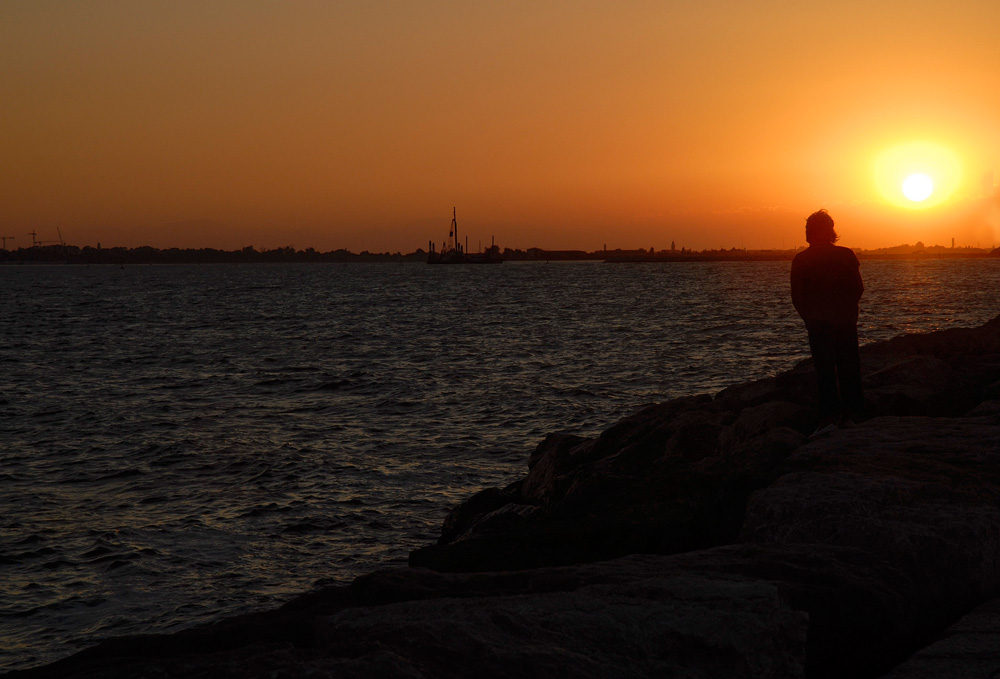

{"left": 805, "top": 209, "right": 838, "bottom": 244}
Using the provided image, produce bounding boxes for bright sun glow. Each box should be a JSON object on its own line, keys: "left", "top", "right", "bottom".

{"left": 873, "top": 141, "right": 962, "bottom": 209}
{"left": 902, "top": 173, "right": 933, "bottom": 202}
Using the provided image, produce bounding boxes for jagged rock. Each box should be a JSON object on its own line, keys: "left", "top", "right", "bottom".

{"left": 411, "top": 395, "right": 795, "bottom": 572}
{"left": 865, "top": 355, "right": 954, "bottom": 390}
{"left": 438, "top": 487, "right": 531, "bottom": 544}
{"left": 520, "top": 432, "right": 593, "bottom": 502}
{"left": 969, "top": 399, "right": 1000, "bottom": 417}
{"left": 715, "top": 368, "right": 815, "bottom": 410}
{"left": 414, "top": 317, "right": 1000, "bottom": 577}
{"left": 861, "top": 354, "right": 991, "bottom": 417}
{"left": 718, "top": 426, "right": 808, "bottom": 472}
{"left": 451, "top": 502, "right": 540, "bottom": 542}
{"left": 868, "top": 315, "right": 1000, "bottom": 360}
{"left": 718, "top": 401, "right": 816, "bottom": 451}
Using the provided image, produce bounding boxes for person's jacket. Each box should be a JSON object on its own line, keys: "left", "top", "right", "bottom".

{"left": 790, "top": 243, "right": 863, "bottom": 325}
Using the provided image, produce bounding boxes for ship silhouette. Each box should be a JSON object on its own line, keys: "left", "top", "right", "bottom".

{"left": 427, "top": 208, "right": 502, "bottom": 264}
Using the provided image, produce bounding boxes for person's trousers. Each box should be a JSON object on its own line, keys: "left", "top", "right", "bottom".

{"left": 805, "top": 320, "right": 863, "bottom": 418}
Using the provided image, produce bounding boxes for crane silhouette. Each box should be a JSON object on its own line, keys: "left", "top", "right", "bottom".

{"left": 28, "top": 228, "right": 66, "bottom": 247}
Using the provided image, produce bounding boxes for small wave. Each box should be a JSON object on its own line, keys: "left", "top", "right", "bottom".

{"left": 337, "top": 497, "right": 366, "bottom": 506}
{"left": 254, "top": 378, "right": 293, "bottom": 387}
{"left": 155, "top": 381, "right": 204, "bottom": 391}
{"left": 286, "top": 404, "right": 335, "bottom": 415}
{"left": 281, "top": 520, "right": 348, "bottom": 534}
{"left": 58, "top": 468, "right": 143, "bottom": 484}
{"left": 550, "top": 386, "right": 600, "bottom": 398}
{"left": 104, "top": 556, "right": 140, "bottom": 570}
{"left": 309, "top": 379, "right": 355, "bottom": 391}
{"left": 30, "top": 409, "right": 64, "bottom": 419}
{"left": 40, "top": 558, "right": 76, "bottom": 570}
{"left": 284, "top": 365, "right": 318, "bottom": 373}
{"left": 98, "top": 468, "right": 143, "bottom": 481}
{"left": 13, "top": 534, "right": 46, "bottom": 546}
{"left": 374, "top": 398, "right": 422, "bottom": 415}
{"left": 6, "top": 546, "right": 58, "bottom": 563}
{"left": 239, "top": 503, "right": 291, "bottom": 518}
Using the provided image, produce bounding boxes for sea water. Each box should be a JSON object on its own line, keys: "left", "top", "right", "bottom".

{"left": 2, "top": 258, "right": 999, "bottom": 670}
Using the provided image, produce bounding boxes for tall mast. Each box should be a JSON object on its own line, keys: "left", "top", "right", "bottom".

{"left": 452, "top": 207, "right": 458, "bottom": 253}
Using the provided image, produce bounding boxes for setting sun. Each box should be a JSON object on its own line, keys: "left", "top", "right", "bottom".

{"left": 873, "top": 141, "right": 963, "bottom": 210}
{"left": 902, "top": 174, "right": 934, "bottom": 202}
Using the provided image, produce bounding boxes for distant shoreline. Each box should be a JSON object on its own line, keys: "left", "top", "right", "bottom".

{"left": 1, "top": 244, "right": 997, "bottom": 266}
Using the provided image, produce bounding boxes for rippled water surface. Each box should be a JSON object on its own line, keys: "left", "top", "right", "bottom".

{"left": 2, "top": 259, "right": 999, "bottom": 670}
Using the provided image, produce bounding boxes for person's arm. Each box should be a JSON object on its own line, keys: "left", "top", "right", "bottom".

{"left": 849, "top": 253, "right": 864, "bottom": 302}
{"left": 790, "top": 259, "right": 806, "bottom": 316}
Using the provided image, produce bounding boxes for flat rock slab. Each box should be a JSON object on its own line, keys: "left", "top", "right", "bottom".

{"left": 744, "top": 414, "right": 1000, "bottom": 611}
{"left": 6, "top": 553, "right": 810, "bottom": 679}
{"left": 12, "top": 543, "right": 938, "bottom": 679}
{"left": 317, "top": 571, "right": 807, "bottom": 679}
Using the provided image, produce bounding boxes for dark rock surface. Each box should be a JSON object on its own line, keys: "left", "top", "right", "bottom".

{"left": 8, "top": 315, "right": 1000, "bottom": 679}
{"left": 880, "top": 596, "right": 1000, "bottom": 678}
{"left": 10, "top": 553, "right": 813, "bottom": 679}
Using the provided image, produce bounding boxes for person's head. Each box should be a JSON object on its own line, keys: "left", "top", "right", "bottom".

{"left": 805, "top": 209, "right": 838, "bottom": 244}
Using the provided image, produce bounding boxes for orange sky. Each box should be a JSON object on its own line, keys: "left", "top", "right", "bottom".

{"left": 3, "top": 1, "right": 999, "bottom": 252}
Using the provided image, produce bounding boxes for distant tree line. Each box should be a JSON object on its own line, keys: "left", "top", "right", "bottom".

{"left": 0, "top": 244, "right": 774, "bottom": 264}
{"left": 2, "top": 242, "right": 996, "bottom": 265}
{"left": 0, "top": 245, "right": 430, "bottom": 265}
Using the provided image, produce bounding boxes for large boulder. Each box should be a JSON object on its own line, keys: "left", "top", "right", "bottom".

{"left": 409, "top": 393, "right": 803, "bottom": 572}
{"left": 742, "top": 414, "right": 1000, "bottom": 619}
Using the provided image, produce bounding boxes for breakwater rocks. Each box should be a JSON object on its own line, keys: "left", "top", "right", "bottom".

{"left": 10, "top": 315, "right": 1000, "bottom": 679}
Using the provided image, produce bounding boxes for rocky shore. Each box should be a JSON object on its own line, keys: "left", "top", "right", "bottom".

{"left": 8, "top": 315, "right": 1000, "bottom": 679}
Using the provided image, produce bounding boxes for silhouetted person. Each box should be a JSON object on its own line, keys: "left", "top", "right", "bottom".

{"left": 791, "top": 210, "right": 864, "bottom": 427}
